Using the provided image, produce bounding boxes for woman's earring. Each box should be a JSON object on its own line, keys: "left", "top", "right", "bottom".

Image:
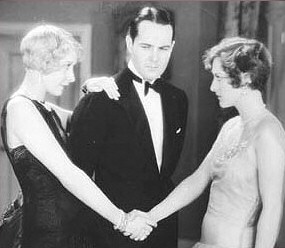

{"left": 240, "top": 73, "right": 251, "bottom": 96}
{"left": 241, "top": 84, "right": 249, "bottom": 96}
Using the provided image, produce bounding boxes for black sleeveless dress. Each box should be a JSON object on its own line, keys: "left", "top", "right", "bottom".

{"left": 0, "top": 96, "right": 87, "bottom": 248}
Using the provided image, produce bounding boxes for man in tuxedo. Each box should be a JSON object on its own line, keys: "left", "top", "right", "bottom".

{"left": 68, "top": 6, "right": 188, "bottom": 248}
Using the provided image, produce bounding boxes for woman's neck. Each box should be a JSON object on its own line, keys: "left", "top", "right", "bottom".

{"left": 235, "top": 90, "right": 266, "bottom": 123}
{"left": 16, "top": 70, "right": 46, "bottom": 102}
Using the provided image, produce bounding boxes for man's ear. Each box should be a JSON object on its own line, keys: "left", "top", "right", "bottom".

{"left": 126, "top": 35, "right": 133, "bottom": 54}
{"left": 170, "top": 40, "right": 175, "bottom": 53}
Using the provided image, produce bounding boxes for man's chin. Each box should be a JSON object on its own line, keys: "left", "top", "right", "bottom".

{"left": 143, "top": 74, "right": 161, "bottom": 81}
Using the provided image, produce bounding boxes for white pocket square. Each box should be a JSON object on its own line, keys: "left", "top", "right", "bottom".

{"left": 176, "top": 128, "right": 182, "bottom": 134}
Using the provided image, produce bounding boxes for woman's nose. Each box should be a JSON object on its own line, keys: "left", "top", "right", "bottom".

{"left": 210, "top": 79, "right": 217, "bottom": 92}
{"left": 67, "top": 69, "right": 75, "bottom": 83}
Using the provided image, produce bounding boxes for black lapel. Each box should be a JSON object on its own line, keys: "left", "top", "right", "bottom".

{"left": 160, "top": 83, "right": 176, "bottom": 175}
{"left": 114, "top": 68, "right": 159, "bottom": 175}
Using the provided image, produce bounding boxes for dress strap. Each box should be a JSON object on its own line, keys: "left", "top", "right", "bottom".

{"left": 6, "top": 94, "right": 37, "bottom": 104}
{"left": 1, "top": 94, "right": 68, "bottom": 154}
{"left": 1, "top": 95, "right": 35, "bottom": 157}
{"left": 49, "top": 109, "right": 67, "bottom": 143}
{"left": 1, "top": 98, "right": 17, "bottom": 166}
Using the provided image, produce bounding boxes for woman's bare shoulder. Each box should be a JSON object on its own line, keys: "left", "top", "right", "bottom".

{"left": 255, "top": 111, "right": 285, "bottom": 147}
{"left": 6, "top": 96, "right": 35, "bottom": 114}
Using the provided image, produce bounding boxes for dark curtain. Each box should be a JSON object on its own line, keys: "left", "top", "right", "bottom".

{"left": 221, "top": 1, "right": 261, "bottom": 38}
{"left": 218, "top": 1, "right": 266, "bottom": 126}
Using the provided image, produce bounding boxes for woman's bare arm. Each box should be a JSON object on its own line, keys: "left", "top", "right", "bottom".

{"left": 255, "top": 120, "right": 285, "bottom": 248}
{"left": 7, "top": 97, "right": 122, "bottom": 225}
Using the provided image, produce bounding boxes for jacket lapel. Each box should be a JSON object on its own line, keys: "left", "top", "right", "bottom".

{"left": 160, "top": 84, "right": 175, "bottom": 175}
{"left": 114, "top": 68, "right": 159, "bottom": 174}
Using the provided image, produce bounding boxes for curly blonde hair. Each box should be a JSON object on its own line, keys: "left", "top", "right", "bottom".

{"left": 20, "top": 24, "right": 82, "bottom": 74}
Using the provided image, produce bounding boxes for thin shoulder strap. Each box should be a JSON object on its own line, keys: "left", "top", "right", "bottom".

{"left": 1, "top": 97, "right": 17, "bottom": 165}
{"left": 1, "top": 95, "right": 35, "bottom": 156}
{"left": 1, "top": 94, "right": 67, "bottom": 152}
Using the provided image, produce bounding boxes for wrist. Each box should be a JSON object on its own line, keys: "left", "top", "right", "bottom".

{"left": 113, "top": 209, "right": 129, "bottom": 232}
{"left": 149, "top": 209, "right": 159, "bottom": 223}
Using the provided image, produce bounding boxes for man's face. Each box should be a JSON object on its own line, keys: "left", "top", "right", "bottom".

{"left": 127, "top": 20, "right": 174, "bottom": 81}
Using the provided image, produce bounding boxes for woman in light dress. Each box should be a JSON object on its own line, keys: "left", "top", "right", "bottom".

{"left": 130, "top": 37, "right": 285, "bottom": 248}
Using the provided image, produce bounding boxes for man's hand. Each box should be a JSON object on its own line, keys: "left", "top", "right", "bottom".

{"left": 83, "top": 76, "right": 120, "bottom": 100}
{"left": 123, "top": 210, "right": 157, "bottom": 241}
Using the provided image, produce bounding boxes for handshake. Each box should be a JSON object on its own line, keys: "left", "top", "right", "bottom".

{"left": 113, "top": 210, "right": 157, "bottom": 242}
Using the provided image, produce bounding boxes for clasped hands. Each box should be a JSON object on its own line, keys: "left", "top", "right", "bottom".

{"left": 114, "top": 210, "right": 157, "bottom": 242}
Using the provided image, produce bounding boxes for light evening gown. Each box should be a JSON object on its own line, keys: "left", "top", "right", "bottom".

{"left": 193, "top": 113, "right": 272, "bottom": 248}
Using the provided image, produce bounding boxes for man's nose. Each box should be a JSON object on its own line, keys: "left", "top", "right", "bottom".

{"left": 150, "top": 48, "right": 159, "bottom": 62}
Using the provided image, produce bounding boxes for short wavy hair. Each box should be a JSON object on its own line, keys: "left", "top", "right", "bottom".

{"left": 203, "top": 37, "right": 272, "bottom": 92}
{"left": 20, "top": 24, "right": 82, "bottom": 74}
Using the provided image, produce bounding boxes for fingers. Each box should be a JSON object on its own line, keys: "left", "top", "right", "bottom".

{"left": 124, "top": 215, "right": 155, "bottom": 242}
{"left": 128, "top": 209, "right": 144, "bottom": 221}
{"left": 84, "top": 77, "right": 120, "bottom": 100}
{"left": 103, "top": 78, "right": 120, "bottom": 100}
{"left": 143, "top": 225, "right": 153, "bottom": 233}
{"left": 123, "top": 231, "right": 131, "bottom": 236}
{"left": 130, "top": 227, "right": 152, "bottom": 241}
{"left": 110, "top": 77, "right": 118, "bottom": 90}
{"left": 138, "top": 228, "right": 151, "bottom": 241}
{"left": 116, "top": 210, "right": 157, "bottom": 242}
{"left": 83, "top": 78, "right": 102, "bottom": 92}
{"left": 129, "top": 210, "right": 157, "bottom": 228}
{"left": 129, "top": 229, "right": 150, "bottom": 241}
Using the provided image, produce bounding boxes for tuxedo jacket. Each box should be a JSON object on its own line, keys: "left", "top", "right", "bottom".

{"left": 68, "top": 68, "right": 188, "bottom": 248}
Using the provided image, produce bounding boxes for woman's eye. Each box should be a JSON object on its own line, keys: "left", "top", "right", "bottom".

{"left": 64, "top": 63, "right": 72, "bottom": 69}
{"left": 213, "top": 75, "right": 221, "bottom": 81}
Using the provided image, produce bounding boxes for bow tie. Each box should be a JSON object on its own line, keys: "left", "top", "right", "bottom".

{"left": 144, "top": 80, "right": 163, "bottom": 95}
{"left": 129, "top": 70, "right": 163, "bottom": 95}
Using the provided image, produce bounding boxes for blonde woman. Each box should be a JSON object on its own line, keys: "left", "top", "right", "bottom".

{"left": 0, "top": 24, "right": 155, "bottom": 248}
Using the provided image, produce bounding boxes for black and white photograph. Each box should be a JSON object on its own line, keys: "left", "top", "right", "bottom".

{"left": 0, "top": 1, "right": 285, "bottom": 248}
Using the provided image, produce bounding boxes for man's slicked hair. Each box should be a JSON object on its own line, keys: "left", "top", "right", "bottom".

{"left": 128, "top": 6, "right": 175, "bottom": 42}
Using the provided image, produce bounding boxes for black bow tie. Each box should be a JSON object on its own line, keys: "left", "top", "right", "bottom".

{"left": 129, "top": 69, "right": 163, "bottom": 95}
{"left": 144, "top": 80, "right": 163, "bottom": 95}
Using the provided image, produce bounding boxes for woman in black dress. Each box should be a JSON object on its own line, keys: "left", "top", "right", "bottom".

{"left": 0, "top": 24, "right": 155, "bottom": 248}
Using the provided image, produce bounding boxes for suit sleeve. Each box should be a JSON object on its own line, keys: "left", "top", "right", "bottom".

{"left": 68, "top": 93, "right": 110, "bottom": 177}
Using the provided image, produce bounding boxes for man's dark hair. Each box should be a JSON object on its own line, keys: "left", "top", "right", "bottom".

{"left": 128, "top": 6, "right": 175, "bottom": 42}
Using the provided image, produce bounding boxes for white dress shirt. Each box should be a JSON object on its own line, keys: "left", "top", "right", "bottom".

{"left": 128, "top": 61, "right": 164, "bottom": 171}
